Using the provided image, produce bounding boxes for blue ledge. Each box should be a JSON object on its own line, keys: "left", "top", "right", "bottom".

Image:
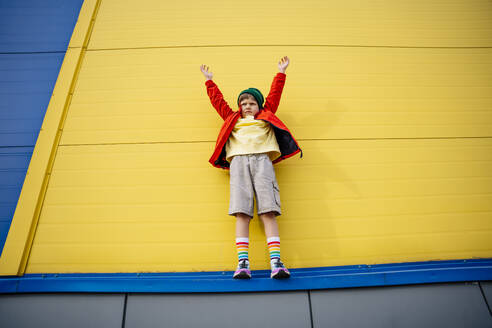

{"left": 1, "top": 259, "right": 491, "bottom": 293}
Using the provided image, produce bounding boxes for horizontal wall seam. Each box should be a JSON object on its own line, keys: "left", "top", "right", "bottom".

{"left": 0, "top": 51, "right": 68, "bottom": 55}
{"left": 57, "top": 136, "right": 492, "bottom": 147}
{"left": 85, "top": 45, "right": 492, "bottom": 52}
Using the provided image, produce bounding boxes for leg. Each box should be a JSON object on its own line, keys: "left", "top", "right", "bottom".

{"left": 260, "top": 212, "right": 282, "bottom": 262}
{"left": 236, "top": 213, "right": 252, "bottom": 238}
{"left": 252, "top": 155, "right": 289, "bottom": 279}
{"left": 229, "top": 156, "right": 254, "bottom": 279}
{"left": 259, "top": 211, "right": 279, "bottom": 238}
{"left": 234, "top": 213, "right": 252, "bottom": 279}
{"left": 261, "top": 213, "right": 290, "bottom": 279}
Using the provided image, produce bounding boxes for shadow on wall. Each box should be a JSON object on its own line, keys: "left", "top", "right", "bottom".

{"left": 253, "top": 99, "right": 367, "bottom": 268}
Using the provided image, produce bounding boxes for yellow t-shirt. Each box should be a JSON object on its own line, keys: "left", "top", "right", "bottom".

{"left": 225, "top": 115, "right": 281, "bottom": 163}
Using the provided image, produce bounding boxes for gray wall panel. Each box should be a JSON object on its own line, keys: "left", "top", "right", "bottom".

{"left": 481, "top": 282, "right": 492, "bottom": 314}
{"left": 125, "top": 291, "right": 311, "bottom": 328}
{"left": 0, "top": 293, "right": 125, "bottom": 328}
{"left": 311, "top": 282, "right": 492, "bottom": 328}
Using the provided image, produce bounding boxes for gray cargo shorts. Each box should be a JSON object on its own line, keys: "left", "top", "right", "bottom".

{"left": 228, "top": 153, "right": 281, "bottom": 218}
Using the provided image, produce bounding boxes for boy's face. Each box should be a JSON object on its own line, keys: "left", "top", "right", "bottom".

{"left": 240, "top": 96, "right": 259, "bottom": 117}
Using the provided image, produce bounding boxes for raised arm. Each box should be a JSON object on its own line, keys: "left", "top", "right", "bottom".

{"left": 263, "top": 57, "right": 290, "bottom": 114}
{"left": 201, "top": 64, "right": 233, "bottom": 120}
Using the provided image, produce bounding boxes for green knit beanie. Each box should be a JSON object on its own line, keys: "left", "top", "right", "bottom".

{"left": 237, "top": 88, "right": 264, "bottom": 109}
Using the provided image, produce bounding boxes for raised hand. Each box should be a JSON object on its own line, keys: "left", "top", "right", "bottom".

{"left": 278, "top": 56, "right": 290, "bottom": 73}
{"left": 200, "top": 64, "right": 213, "bottom": 80}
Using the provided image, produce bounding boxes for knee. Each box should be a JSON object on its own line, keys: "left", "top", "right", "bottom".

{"left": 259, "top": 212, "right": 276, "bottom": 223}
{"left": 236, "top": 213, "right": 252, "bottom": 223}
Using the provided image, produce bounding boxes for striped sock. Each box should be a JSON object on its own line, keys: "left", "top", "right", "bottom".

{"left": 236, "top": 237, "right": 249, "bottom": 262}
{"left": 267, "top": 236, "right": 281, "bottom": 261}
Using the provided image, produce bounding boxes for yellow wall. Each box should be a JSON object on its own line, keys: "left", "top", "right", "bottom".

{"left": 4, "top": 0, "right": 492, "bottom": 274}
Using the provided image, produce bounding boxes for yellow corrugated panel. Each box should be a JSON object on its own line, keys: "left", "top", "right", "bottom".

{"left": 26, "top": 139, "right": 492, "bottom": 273}
{"left": 88, "top": 0, "right": 492, "bottom": 49}
{"left": 61, "top": 47, "right": 492, "bottom": 145}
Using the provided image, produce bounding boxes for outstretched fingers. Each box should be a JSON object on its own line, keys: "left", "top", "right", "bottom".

{"left": 279, "top": 56, "right": 289, "bottom": 65}
{"left": 278, "top": 56, "right": 290, "bottom": 72}
{"left": 200, "top": 64, "right": 213, "bottom": 79}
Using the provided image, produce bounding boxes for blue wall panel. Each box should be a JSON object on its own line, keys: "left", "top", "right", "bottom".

{"left": 0, "top": 0, "right": 84, "bottom": 53}
{"left": 0, "top": 147, "right": 34, "bottom": 254}
{"left": 0, "top": 0, "right": 84, "bottom": 256}
{"left": 0, "top": 53, "right": 66, "bottom": 147}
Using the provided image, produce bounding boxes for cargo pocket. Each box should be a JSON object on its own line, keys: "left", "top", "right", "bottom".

{"left": 273, "top": 181, "right": 281, "bottom": 208}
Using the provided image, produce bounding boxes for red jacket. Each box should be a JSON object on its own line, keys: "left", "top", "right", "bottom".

{"left": 205, "top": 72, "right": 302, "bottom": 169}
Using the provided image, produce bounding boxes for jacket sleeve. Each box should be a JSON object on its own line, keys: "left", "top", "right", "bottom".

{"left": 263, "top": 72, "right": 286, "bottom": 114}
{"left": 205, "top": 79, "right": 234, "bottom": 121}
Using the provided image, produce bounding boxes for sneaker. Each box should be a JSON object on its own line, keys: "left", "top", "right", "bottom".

{"left": 233, "top": 259, "right": 251, "bottom": 279}
{"left": 270, "top": 259, "right": 290, "bottom": 279}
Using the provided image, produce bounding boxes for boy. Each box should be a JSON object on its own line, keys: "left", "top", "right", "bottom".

{"left": 200, "top": 56, "right": 302, "bottom": 279}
